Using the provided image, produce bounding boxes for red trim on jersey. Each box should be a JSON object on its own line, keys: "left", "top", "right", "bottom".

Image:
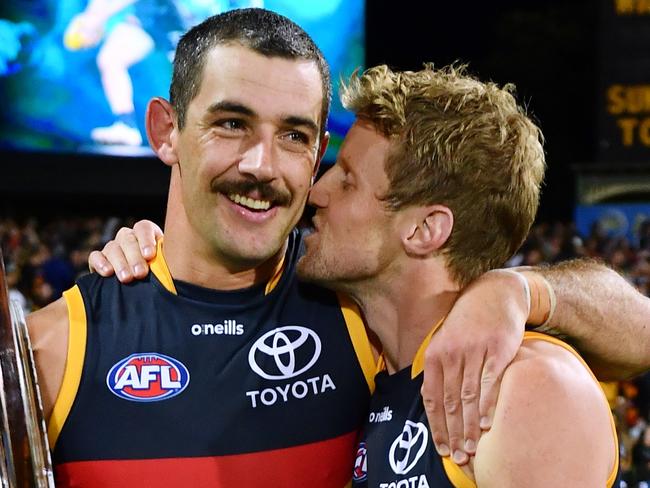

{"left": 56, "top": 431, "right": 358, "bottom": 487}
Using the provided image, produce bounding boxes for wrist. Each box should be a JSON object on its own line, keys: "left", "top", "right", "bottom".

{"left": 519, "top": 270, "right": 556, "bottom": 329}
{"left": 483, "top": 269, "right": 531, "bottom": 320}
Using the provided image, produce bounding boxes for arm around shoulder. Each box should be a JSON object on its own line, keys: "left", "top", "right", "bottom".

{"left": 27, "top": 297, "right": 69, "bottom": 422}
{"left": 472, "top": 338, "right": 617, "bottom": 488}
{"left": 524, "top": 260, "right": 650, "bottom": 379}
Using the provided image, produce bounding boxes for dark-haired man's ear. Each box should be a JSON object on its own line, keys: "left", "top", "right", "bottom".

{"left": 146, "top": 97, "right": 179, "bottom": 166}
{"left": 401, "top": 205, "right": 454, "bottom": 257}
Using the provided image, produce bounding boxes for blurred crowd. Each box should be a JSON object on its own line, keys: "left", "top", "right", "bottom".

{"left": 0, "top": 216, "right": 135, "bottom": 315}
{"left": 507, "top": 220, "right": 650, "bottom": 297}
{"left": 0, "top": 216, "right": 649, "bottom": 484}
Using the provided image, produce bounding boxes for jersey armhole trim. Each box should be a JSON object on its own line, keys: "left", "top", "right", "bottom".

{"left": 442, "top": 457, "right": 476, "bottom": 488}
{"left": 48, "top": 285, "right": 87, "bottom": 449}
{"left": 337, "top": 292, "right": 377, "bottom": 394}
{"left": 150, "top": 238, "right": 177, "bottom": 295}
{"left": 264, "top": 255, "right": 286, "bottom": 295}
{"left": 410, "top": 317, "right": 446, "bottom": 379}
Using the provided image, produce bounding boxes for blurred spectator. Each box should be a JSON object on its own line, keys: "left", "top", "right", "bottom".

{"left": 6, "top": 262, "right": 28, "bottom": 316}
{"left": 0, "top": 216, "right": 136, "bottom": 311}
{"left": 634, "top": 426, "right": 650, "bottom": 486}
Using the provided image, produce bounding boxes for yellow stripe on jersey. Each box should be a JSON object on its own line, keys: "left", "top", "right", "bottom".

{"left": 149, "top": 238, "right": 177, "bottom": 294}
{"left": 150, "top": 238, "right": 287, "bottom": 295}
{"left": 264, "top": 255, "right": 286, "bottom": 295}
{"left": 600, "top": 381, "right": 619, "bottom": 410}
{"left": 337, "top": 293, "right": 377, "bottom": 393}
{"left": 442, "top": 457, "right": 476, "bottom": 488}
{"left": 411, "top": 317, "right": 446, "bottom": 379}
{"left": 48, "top": 285, "right": 87, "bottom": 449}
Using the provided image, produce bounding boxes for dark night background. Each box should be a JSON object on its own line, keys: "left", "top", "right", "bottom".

{"left": 367, "top": 0, "right": 599, "bottom": 223}
{"left": 0, "top": 0, "right": 605, "bottom": 223}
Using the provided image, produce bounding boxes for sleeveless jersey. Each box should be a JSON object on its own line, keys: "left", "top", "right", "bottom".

{"left": 51, "top": 229, "right": 376, "bottom": 487}
{"left": 352, "top": 330, "right": 620, "bottom": 488}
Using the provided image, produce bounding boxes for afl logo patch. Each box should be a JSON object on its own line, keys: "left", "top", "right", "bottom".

{"left": 106, "top": 353, "right": 190, "bottom": 402}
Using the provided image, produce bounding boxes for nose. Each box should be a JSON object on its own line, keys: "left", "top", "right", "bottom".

{"left": 238, "top": 133, "right": 275, "bottom": 181}
{"left": 307, "top": 174, "right": 330, "bottom": 209}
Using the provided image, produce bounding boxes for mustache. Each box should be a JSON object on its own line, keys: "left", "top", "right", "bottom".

{"left": 210, "top": 179, "right": 292, "bottom": 206}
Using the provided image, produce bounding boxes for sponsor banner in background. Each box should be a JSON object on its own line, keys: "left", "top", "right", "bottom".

{"left": 575, "top": 203, "right": 650, "bottom": 243}
{"left": 598, "top": 0, "right": 650, "bottom": 162}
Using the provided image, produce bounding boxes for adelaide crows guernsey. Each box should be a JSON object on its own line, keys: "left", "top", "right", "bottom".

{"left": 51, "top": 229, "right": 376, "bottom": 487}
{"left": 352, "top": 330, "right": 620, "bottom": 488}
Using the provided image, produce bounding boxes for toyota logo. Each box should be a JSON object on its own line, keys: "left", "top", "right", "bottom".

{"left": 388, "top": 420, "right": 428, "bottom": 475}
{"left": 248, "top": 326, "right": 322, "bottom": 380}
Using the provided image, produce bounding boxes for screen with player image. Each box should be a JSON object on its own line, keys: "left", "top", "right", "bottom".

{"left": 0, "top": 0, "right": 364, "bottom": 160}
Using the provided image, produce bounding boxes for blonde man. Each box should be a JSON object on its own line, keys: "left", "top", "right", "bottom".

{"left": 296, "top": 64, "right": 619, "bottom": 487}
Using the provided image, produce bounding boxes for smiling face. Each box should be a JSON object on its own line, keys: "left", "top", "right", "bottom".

{"left": 298, "top": 119, "right": 401, "bottom": 288}
{"left": 166, "top": 44, "right": 326, "bottom": 268}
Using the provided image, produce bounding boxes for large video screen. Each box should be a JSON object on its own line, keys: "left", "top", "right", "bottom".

{"left": 0, "top": 0, "right": 364, "bottom": 160}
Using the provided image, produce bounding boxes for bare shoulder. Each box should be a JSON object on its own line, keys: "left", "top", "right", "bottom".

{"left": 28, "top": 296, "right": 68, "bottom": 331}
{"left": 473, "top": 337, "right": 617, "bottom": 488}
{"left": 27, "top": 297, "right": 70, "bottom": 422}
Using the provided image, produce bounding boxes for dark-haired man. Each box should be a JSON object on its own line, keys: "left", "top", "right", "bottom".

{"left": 30, "top": 9, "right": 369, "bottom": 487}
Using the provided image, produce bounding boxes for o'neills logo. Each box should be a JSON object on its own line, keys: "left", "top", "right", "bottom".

{"left": 191, "top": 320, "right": 244, "bottom": 336}
{"left": 369, "top": 406, "right": 393, "bottom": 423}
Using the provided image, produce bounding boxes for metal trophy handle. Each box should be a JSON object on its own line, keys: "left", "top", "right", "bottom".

{"left": 0, "top": 250, "right": 55, "bottom": 487}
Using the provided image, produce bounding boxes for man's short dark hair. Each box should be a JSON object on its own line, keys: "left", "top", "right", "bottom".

{"left": 170, "top": 8, "right": 331, "bottom": 137}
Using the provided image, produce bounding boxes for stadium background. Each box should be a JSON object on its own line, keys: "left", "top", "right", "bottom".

{"left": 1, "top": 0, "right": 649, "bottom": 485}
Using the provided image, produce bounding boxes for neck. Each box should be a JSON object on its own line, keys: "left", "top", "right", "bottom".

{"left": 161, "top": 175, "right": 286, "bottom": 290}
{"left": 347, "top": 261, "right": 460, "bottom": 374}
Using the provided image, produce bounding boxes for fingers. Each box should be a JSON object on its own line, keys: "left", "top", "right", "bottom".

{"left": 441, "top": 353, "right": 469, "bottom": 465}
{"left": 478, "top": 345, "right": 509, "bottom": 430}
{"left": 88, "top": 250, "right": 114, "bottom": 276}
{"left": 100, "top": 237, "right": 136, "bottom": 283}
{"left": 113, "top": 227, "right": 149, "bottom": 280}
{"left": 422, "top": 344, "right": 470, "bottom": 465}
{"left": 422, "top": 354, "right": 450, "bottom": 459}
{"left": 459, "top": 350, "right": 483, "bottom": 457}
{"left": 423, "top": 343, "right": 480, "bottom": 465}
{"left": 87, "top": 221, "right": 161, "bottom": 284}
{"left": 133, "top": 220, "right": 162, "bottom": 260}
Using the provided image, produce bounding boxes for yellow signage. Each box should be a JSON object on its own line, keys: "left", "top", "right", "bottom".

{"left": 615, "top": 0, "right": 650, "bottom": 14}
{"left": 606, "top": 85, "right": 650, "bottom": 146}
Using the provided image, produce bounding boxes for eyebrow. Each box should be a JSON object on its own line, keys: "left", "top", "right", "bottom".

{"left": 338, "top": 154, "right": 354, "bottom": 174}
{"left": 207, "top": 101, "right": 256, "bottom": 117}
{"left": 206, "top": 100, "right": 319, "bottom": 135}
{"left": 283, "top": 116, "right": 320, "bottom": 136}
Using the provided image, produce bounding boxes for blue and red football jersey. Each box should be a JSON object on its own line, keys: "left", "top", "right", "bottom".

{"left": 52, "top": 229, "right": 376, "bottom": 487}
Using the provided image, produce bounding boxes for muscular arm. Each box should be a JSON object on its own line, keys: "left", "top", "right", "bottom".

{"left": 527, "top": 259, "right": 650, "bottom": 380}
{"left": 473, "top": 339, "right": 616, "bottom": 487}
{"left": 27, "top": 298, "right": 69, "bottom": 422}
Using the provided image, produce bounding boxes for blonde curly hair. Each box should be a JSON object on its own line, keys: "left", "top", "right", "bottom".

{"left": 341, "top": 64, "right": 546, "bottom": 286}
